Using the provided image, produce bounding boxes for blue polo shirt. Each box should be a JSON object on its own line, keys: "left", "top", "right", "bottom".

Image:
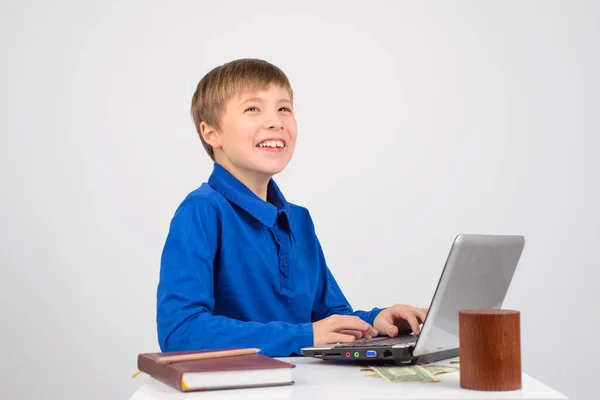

{"left": 156, "top": 163, "right": 383, "bottom": 356}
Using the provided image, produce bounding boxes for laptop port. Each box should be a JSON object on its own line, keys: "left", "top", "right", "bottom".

{"left": 384, "top": 350, "right": 393, "bottom": 358}
{"left": 366, "top": 350, "right": 377, "bottom": 357}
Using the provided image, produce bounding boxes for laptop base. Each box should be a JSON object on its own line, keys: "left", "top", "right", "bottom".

{"left": 301, "top": 345, "right": 459, "bottom": 365}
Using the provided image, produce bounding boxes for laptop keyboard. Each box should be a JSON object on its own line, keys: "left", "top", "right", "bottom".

{"left": 335, "top": 335, "right": 417, "bottom": 348}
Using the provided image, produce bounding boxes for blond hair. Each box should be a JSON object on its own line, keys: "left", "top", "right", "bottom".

{"left": 190, "top": 59, "right": 294, "bottom": 161}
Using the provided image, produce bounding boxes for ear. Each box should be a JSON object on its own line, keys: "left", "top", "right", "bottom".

{"left": 200, "top": 121, "right": 222, "bottom": 149}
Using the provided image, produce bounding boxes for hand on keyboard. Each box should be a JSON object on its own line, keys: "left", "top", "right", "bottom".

{"left": 373, "top": 304, "right": 428, "bottom": 337}
{"left": 312, "top": 315, "right": 379, "bottom": 346}
{"left": 334, "top": 334, "right": 417, "bottom": 348}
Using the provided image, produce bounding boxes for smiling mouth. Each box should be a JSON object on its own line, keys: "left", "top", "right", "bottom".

{"left": 257, "top": 139, "right": 286, "bottom": 148}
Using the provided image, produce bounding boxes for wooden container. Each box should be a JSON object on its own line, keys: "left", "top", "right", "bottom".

{"left": 459, "top": 309, "right": 522, "bottom": 391}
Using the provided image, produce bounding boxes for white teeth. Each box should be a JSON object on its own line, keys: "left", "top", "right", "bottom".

{"left": 258, "top": 140, "right": 285, "bottom": 148}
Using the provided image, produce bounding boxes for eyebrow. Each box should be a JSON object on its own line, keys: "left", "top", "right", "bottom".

{"left": 239, "top": 97, "right": 292, "bottom": 106}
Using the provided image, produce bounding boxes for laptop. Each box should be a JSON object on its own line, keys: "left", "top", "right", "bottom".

{"left": 301, "top": 234, "right": 525, "bottom": 365}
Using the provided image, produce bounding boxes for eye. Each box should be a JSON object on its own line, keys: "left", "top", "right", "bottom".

{"left": 245, "top": 106, "right": 259, "bottom": 112}
{"left": 279, "top": 107, "right": 292, "bottom": 112}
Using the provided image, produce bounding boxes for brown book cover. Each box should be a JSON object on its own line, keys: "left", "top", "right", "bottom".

{"left": 137, "top": 349, "right": 296, "bottom": 392}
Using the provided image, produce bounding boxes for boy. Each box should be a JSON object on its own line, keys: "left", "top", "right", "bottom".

{"left": 156, "top": 58, "right": 427, "bottom": 357}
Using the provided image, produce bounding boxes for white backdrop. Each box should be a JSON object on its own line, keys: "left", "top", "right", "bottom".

{"left": 1, "top": 1, "right": 598, "bottom": 399}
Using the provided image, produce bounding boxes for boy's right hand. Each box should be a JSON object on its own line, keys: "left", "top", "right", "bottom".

{"left": 312, "top": 315, "right": 378, "bottom": 346}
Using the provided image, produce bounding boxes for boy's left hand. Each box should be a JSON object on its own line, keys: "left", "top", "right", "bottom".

{"left": 373, "top": 304, "right": 428, "bottom": 337}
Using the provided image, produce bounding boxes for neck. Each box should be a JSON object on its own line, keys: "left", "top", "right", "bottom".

{"left": 216, "top": 160, "right": 271, "bottom": 201}
{"left": 241, "top": 174, "right": 270, "bottom": 201}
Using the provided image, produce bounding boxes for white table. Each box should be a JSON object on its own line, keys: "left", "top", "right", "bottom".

{"left": 129, "top": 356, "right": 567, "bottom": 400}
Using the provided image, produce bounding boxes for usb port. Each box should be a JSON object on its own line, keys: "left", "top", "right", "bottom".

{"left": 366, "top": 350, "right": 377, "bottom": 357}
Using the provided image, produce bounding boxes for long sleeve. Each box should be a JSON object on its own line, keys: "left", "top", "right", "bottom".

{"left": 156, "top": 197, "right": 314, "bottom": 357}
{"left": 310, "top": 238, "right": 384, "bottom": 327}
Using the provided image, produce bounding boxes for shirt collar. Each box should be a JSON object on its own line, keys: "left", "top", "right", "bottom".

{"left": 208, "top": 163, "right": 291, "bottom": 230}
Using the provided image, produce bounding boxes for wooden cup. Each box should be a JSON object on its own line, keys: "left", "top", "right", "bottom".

{"left": 459, "top": 309, "right": 522, "bottom": 391}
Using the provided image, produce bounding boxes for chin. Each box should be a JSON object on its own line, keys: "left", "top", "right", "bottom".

{"left": 259, "top": 166, "right": 285, "bottom": 176}
{"left": 257, "top": 161, "right": 288, "bottom": 177}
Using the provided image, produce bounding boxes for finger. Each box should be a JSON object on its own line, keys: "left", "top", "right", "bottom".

{"left": 340, "top": 327, "right": 378, "bottom": 340}
{"left": 340, "top": 329, "right": 371, "bottom": 340}
{"left": 331, "top": 316, "right": 371, "bottom": 332}
{"left": 329, "top": 333, "right": 359, "bottom": 344}
{"left": 378, "top": 319, "right": 399, "bottom": 337}
{"left": 368, "top": 326, "right": 379, "bottom": 337}
{"left": 388, "top": 324, "right": 399, "bottom": 337}
{"left": 415, "top": 308, "right": 428, "bottom": 324}
{"left": 405, "top": 312, "right": 421, "bottom": 335}
{"left": 340, "top": 329, "right": 364, "bottom": 339}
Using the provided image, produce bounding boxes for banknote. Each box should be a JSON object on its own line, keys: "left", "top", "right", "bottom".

{"left": 371, "top": 365, "right": 439, "bottom": 383}
{"left": 422, "top": 364, "right": 459, "bottom": 376}
{"left": 364, "top": 363, "right": 459, "bottom": 383}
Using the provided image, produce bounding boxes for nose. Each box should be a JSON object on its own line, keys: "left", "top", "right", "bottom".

{"left": 263, "top": 110, "right": 284, "bottom": 130}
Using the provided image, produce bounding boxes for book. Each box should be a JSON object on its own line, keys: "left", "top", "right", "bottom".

{"left": 137, "top": 348, "right": 296, "bottom": 392}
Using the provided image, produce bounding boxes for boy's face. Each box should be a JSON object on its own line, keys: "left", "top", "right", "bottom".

{"left": 203, "top": 84, "right": 297, "bottom": 181}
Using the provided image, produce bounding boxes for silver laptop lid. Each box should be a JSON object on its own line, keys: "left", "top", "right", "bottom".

{"left": 412, "top": 234, "right": 525, "bottom": 357}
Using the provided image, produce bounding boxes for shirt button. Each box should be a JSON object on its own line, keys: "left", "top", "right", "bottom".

{"left": 283, "top": 259, "right": 288, "bottom": 266}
